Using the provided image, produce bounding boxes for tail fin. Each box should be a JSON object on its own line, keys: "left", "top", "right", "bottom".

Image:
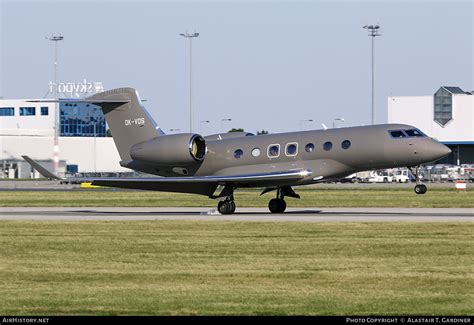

{"left": 87, "top": 88, "right": 164, "bottom": 162}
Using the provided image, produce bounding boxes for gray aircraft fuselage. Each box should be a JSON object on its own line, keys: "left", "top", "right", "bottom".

{"left": 125, "top": 123, "right": 450, "bottom": 187}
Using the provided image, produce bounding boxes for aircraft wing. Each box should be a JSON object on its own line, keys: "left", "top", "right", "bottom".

{"left": 89, "top": 170, "right": 310, "bottom": 196}
{"left": 22, "top": 155, "right": 311, "bottom": 196}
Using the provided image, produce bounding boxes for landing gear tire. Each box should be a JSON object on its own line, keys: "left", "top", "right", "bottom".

{"left": 414, "top": 184, "right": 427, "bottom": 195}
{"left": 268, "top": 198, "right": 286, "bottom": 213}
{"left": 218, "top": 200, "right": 236, "bottom": 215}
{"left": 409, "top": 166, "right": 428, "bottom": 195}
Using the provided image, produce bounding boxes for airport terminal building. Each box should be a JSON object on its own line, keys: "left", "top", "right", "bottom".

{"left": 388, "top": 86, "right": 473, "bottom": 165}
{"left": 0, "top": 99, "right": 127, "bottom": 178}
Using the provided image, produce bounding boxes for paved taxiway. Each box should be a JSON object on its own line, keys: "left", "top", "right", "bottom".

{"left": 0, "top": 207, "right": 472, "bottom": 222}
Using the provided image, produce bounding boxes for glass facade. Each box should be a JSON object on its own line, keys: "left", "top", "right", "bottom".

{"left": 60, "top": 102, "right": 106, "bottom": 137}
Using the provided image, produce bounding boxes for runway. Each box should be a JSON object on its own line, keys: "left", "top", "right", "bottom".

{"left": 0, "top": 207, "right": 472, "bottom": 222}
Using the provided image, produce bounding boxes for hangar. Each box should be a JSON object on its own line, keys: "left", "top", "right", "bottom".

{"left": 388, "top": 86, "right": 473, "bottom": 165}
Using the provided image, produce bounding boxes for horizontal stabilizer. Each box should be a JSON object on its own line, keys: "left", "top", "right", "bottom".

{"left": 22, "top": 156, "right": 63, "bottom": 180}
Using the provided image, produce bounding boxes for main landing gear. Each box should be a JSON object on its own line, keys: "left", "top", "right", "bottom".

{"left": 215, "top": 186, "right": 300, "bottom": 215}
{"left": 267, "top": 186, "right": 300, "bottom": 213}
{"left": 408, "top": 166, "right": 427, "bottom": 195}
{"left": 214, "top": 185, "right": 237, "bottom": 215}
{"left": 269, "top": 198, "right": 286, "bottom": 213}
{"left": 217, "top": 196, "right": 236, "bottom": 215}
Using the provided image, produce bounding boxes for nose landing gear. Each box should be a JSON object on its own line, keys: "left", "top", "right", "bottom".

{"left": 414, "top": 184, "right": 427, "bottom": 195}
{"left": 408, "top": 166, "right": 427, "bottom": 195}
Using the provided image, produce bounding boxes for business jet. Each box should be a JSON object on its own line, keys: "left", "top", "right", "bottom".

{"left": 24, "top": 87, "right": 451, "bottom": 214}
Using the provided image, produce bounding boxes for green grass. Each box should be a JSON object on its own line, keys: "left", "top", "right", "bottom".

{"left": 0, "top": 221, "right": 472, "bottom": 315}
{"left": 0, "top": 187, "right": 472, "bottom": 207}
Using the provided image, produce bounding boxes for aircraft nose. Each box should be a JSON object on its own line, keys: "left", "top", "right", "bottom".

{"left": 439, "top": 143, "right": 452, "bottom": 157}
{"left": 425, "top": 141, "right": 451, "bottom": 161}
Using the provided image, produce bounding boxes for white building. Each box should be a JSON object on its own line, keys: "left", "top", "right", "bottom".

{"left": 0, "top": 99, "right": 127, "bottom": 178}
{"left": 388, "top": 86, "right": 474, "bottom": 164}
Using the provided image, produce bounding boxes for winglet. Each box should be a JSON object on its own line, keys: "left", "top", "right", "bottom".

{"left": 21, "top": 156, "right": 63, "bottom": 180}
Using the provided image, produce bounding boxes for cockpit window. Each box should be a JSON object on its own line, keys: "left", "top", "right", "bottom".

{"left": 405, "top": 129, "right": 426, "bottom": 137}
{"left": 389, "top": 130, "right": 406, "bottom": 138}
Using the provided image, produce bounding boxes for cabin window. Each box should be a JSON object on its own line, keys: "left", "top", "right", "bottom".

{"left": 251, "top": 148, "right": 261, "bottom": 157}
{"left": 233, "top": 149, "right": 243, "bottom": 158}
{"left": 405, "top": 129, "right": 426, "bottom": 137}
{"left": 268, "top": 144, "right": 280, "bottom": 158}
{"left": 286, "top": 143, "right": 298, "bottom": 156}
{"left": 305, "top": 143, "right": 315, "bottom": 152}
{"left": 341, "top": 140, "right": 351, "bottom": 149}
{"left": 323, "top": 141, "right": 333, "bottom": 151}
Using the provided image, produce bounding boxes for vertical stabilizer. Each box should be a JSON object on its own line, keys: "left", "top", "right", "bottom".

{"left": 87, "top": 88, "right": 164, "bottom": 161}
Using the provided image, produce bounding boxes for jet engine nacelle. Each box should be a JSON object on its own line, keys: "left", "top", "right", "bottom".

{"left": 130, "top": 133, "right": 206, "bottom": 166}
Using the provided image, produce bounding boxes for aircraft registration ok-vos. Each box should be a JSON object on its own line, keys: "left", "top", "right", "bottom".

{"left": 25, "top": 88, "right": 451, "bottom": 214}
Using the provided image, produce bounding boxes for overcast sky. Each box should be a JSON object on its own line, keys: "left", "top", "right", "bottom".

{"left": 1, "top": 0, "right": 472, "bottom": 134}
